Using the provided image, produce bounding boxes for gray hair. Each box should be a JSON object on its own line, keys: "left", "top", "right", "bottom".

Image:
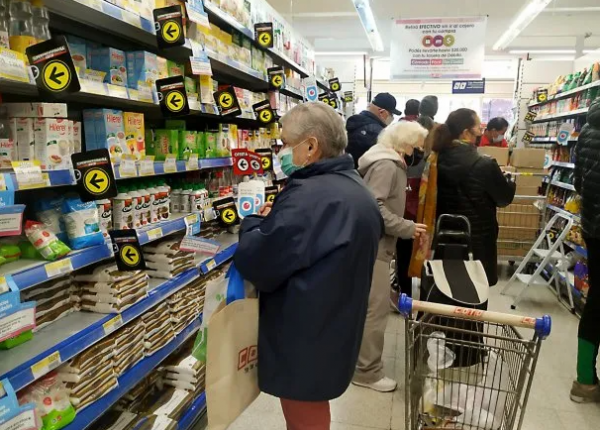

{"left": 280, "top": 102, "right": 347, "bottom": 158}
{"left": 377, "top": 121, "right": 428, "bottom": 152}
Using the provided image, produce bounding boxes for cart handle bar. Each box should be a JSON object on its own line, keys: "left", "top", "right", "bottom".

{"left": 399, "top": 294, "right": 552, "bottom": 339}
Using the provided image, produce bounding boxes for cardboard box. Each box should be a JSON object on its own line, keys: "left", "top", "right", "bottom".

{"left": 498, "top": 211, "right": 540, "bottom": 229}
{"left": 515, "top": 174, "right": 543, "bottom": 188}
{"left": 478, "top": 147, "right": 509, "bottom": 165}
{"left": 498, "top": 226, "right": 539, "bottom": 241}
{"left": 511, "top": 148, "right": 545, "bottom": 169}
{"left": 33, "top": 119, "right": 72, "bottom": 170}
{"left": 14, "top": 118, "right": 35, "bottom": 161}
{"left": 515, "top": 185, "right": 541, "bottom": 196}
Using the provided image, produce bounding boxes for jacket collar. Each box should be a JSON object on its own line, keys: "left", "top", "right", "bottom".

{"left": 361, "top": 110, "right": 387, "bottom": 127}
{"left": 290, "top": 155, "right": 356, "bottom": 179}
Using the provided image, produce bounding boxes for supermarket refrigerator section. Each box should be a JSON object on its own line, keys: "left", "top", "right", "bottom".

{"left": 0, "top": 0, "right": 342, "bottom": 428}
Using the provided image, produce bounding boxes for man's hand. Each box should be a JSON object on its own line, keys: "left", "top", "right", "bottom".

{"left": 413, "top": 223, "right": 427, "bottom": 239}
{"left": 258, "top": 202, "right": 273, "bottom": 217}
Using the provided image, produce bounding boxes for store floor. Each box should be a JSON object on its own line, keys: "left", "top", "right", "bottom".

{"left": 197, "top": 266, "right": 600, "bottom": 429}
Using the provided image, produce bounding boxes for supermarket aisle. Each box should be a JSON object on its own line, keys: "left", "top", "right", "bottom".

{"left": 212, "top": 270, "right": 600, "bottom": 430}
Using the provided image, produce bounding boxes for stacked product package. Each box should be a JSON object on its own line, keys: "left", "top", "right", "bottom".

{"left": 167, "top": 277, "right": 206, "bottom": 335}
{"left": 159, "top": 338, "right": 206, "bottom": 398}
{"left": 111, "top": 319, "right": 146, "bottom": 376}
{"left": 142, "top": 302, "right": 175, "bottom": 356}
{"left": 143, "top": 237, "right": 195, "bottom": 279}
{"left": 21, "top": 276, "right": 77, "bottom": 331}
{"left": 72, "top": 263, "right": 149, "bottom": 313}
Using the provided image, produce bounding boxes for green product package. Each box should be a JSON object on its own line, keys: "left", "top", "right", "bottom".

{"left": 18, "top": 241, "right": 42, "bottom": 260}
{"left": 41, "top": 404, "right": 77, "bottom": 430}
{"left": 153, "top": 129, "right": 179, "bottom": 161}
{"left": 167, "top": 60, "right": 184, "bottom": 77}
{"left": 196, "top": 131, "right": 206, "bottom": 158}
{"left": 179, "top": 131, "right": 198, "bottom": 160}
{"left": 184, "top": 76, "right": 197, "bottom": 95}
{"left": 205, "top": 131, "right": 218, "bottom": 158}
{"left": 165, "top": 120, "right": 186, "bottom": 130}
{"left": 0, "top": 330, "right": 33, "bottom": 350}
{"left": 145, "top": 129, "right": 156, "bottom": 156}
{"left": 0, "top": 244, "right": 21, "bottom": 263}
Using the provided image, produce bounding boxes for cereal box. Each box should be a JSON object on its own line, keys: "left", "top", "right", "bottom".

{"left": 123, "top": 112, "right": 145, "bottom": 160}
{"left": 34, "top": 119, "right": 72, "bottom": 170}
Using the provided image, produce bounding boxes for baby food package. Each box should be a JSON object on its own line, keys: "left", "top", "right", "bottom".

{"left": 94, "top": 109, "right": 127, "bottom": 162}
{"left": 178, "top": 131, "right": 197, "bottom": 160}
{"left": 62, "top": 196, "right": 105, "bottom": 250}
{"left": 15, "top": 117, "right": 35, "bottom": 161}
{"left": 153, "top": 130, "right": 178, "bottom": 161}
{"left": 72, "top": 121, "right": 82, "bottom": 153}
{"left": 127, "top": 51, "right": 158, "bottom": 89}
{"left": 66, "top": 35, "right": 87, "bottom": 75}
{"left": 123, "top": 112, "right": 145, "bottom": 160}
{"left": 34, "top": 196, "right": 68, "bottom": 242}
{"left": 82, "top": 110, "right": 98, "bottom": 151}
{"left": 25, "top": 221, "right": 71, "bottom": 261}
{"left": 34, "top": 119, "right": 73, "bottom": 170}
{"left": 91, "top": 47, "right": 128, "bottom": 86}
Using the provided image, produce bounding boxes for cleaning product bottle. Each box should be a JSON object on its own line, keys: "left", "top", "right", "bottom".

{"left": 31, "top": 0, "right": 49, "bottom": 43}
{"left": 8, "top": 0, "right": 35, "bottom": 54}
{"left": 0, "top": 0, "right": 9, "bottom": 48}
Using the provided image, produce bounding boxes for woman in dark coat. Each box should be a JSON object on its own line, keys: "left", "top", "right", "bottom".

{"left": 432, "top": 109, "right": 515, "bottom": 286}
{"left": 234, "top": 102, "right": 383, "bottom": 429}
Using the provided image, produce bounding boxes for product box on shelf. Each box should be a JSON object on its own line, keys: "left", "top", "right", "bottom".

{"left": 73, "top": 121, "right": 82, "bottom": 153}
{"left": 15, "top": 118, "right": 35, "bottom": 161}
{"left": 511, "top": 148, "right": 546, "bottom": 169}
{"left": 33, "top": 119, "right": 73, "bottom": 170}
{"left": 127, "top": 51, "right": 159, "bottom": 89}
{"left": 83, "top": 110, "right": 98, "bottom": 150}
{"left": 93, "top": 109, "right": 127, "bottom": 161}
{"left": 124, "top": 112, "right": 146, "bottom": 159}
{"left": 178, "top": 131, "right": 198, "bottom": 160}
{"left": 91, "top": 47, "right": 128, "bottom": 87}
{"left": 497, "top": 203, "right": 541, "bottom": 229}
{"left": 65, "top": 35, "right": 88, "bottom": 73}
{"left": 5, "top": 103, "right": 68, "bottom": 118}
{"left": 148, "top": 129, "right": 178, "bottom": 161}
{"left": 477, "top": 147, "right": 509, "bottom": 166}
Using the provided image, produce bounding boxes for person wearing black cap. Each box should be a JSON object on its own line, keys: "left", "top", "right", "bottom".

{"left": 401, "top": 99, "right": 420, "bottom": 122}
{"left": 346, "top": 92, "right": 402, "bottom": 167}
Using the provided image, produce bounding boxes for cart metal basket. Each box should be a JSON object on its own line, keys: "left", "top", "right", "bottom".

{"left": 399, "top": 295, "right": 551, "bottom": 430}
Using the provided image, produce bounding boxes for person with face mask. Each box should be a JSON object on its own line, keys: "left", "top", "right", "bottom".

{"left": 354, "top": 121, "right": 428, "bottom": 392}
{"left": 432, "top": 109, "right": 516, "bottom": 286}
{"left": 346, "top": 92, "right": 401, "bottom": 167}
{"left": 234, "top": 102, "right": 383, "bottom": 430}
{"left": 479, "top": 117, "right": 510, "bottom": 147}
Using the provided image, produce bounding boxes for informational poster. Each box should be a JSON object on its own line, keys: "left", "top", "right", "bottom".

{"left": 390, "top": 17, "right": 487, "bottom": 80}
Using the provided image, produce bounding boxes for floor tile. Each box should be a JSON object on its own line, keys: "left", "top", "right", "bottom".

{"left": 330, "top": 384, "right": 394, "bottom": 429}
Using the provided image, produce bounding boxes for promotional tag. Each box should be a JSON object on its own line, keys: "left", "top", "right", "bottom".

{"left": 212, "top": 197, "right": 240, "bottom": 227}
{"left": 11, "top": 161, "right": 45, "bottom": 190}
{"left": 318, "top": 93, "right": 330, "bottom": 105}
{"left": 253, "top": 100, "right": 276, "bottom": 125}
{"left": 255, "top": 148, "right": 273, "bottom": 171}
{"left": 329, "top": 77, "right": 341, "bottom": 92}
{"left": 343, "top": 91, "right": 354, "bottom": 103}
{"left": 214, "top": 86, "right": 241, "bottom": 117}
{"left": 232, "top": 148, "right": 250, "bottom": 175}
{"left": 72, "top": 149, "right": 118, "bottom": 202}
{"left": 304, "top": 77, "right": 318, "bottom": 102}
{"left": 154, "top": 6, "right": 185, "bottom": 49}
{"left": 255, "top": 22, "right": 274, "bottom": 48}
{"left": 156, "top": 76, "right": 190, "bottom": 117}
{"left": 26, "top": 36, "right": 80, "bottom": 95}
{"left": 180, "top": 236, "right": 220, "bottom": 255}
{"left": 265, "top": 185, "right": 278, "bottom": 203}
{"left": 536, "top": 89, "right": 548, "bottom": 103}
{"left": 522, "top": 131, "right": 535, "bottom": 143}
{"left": 119, "top": 154, "right": 137, "bottom": 178}
{"left": 109, "top": 230, "right": 146, "bottom": 271}
{"left": 268, "top": 67, "right": 285, "bottom": 90}
{"left": 524, "top": 110, "right": 538, "bottom": 124}
{"left": 556, "top": 123, "right": 574, "bottom": 146}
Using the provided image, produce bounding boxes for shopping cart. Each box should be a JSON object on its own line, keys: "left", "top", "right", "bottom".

{"left": 399, "top": 295, "right": 551, "bottom": 430}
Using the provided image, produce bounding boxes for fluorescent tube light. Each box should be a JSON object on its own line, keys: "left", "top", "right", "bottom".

{"left": 509, "top": 49, "right": 576, "bottom": 54}
{"left": 352, "top": 0, "right": 385, "bottom": 52}
{"left": 494, "top": 0, "right": 552, "bottom": 50}
{"left": 315, "top": 51, "right": 369, "bottom": 56}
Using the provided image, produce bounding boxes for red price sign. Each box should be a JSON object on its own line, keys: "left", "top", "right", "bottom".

{"left": 232, "top": 149, "right": 264, "bottom": 176}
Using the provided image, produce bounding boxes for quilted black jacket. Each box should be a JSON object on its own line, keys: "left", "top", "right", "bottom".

{"left": 575, "top": 98, "right": 600, "bottom": 239}
{"left": 436, "top": 142, "right": 516, "bottom": 286}
{"left": 346, "top": 111, "right": 386, "bottom": 167}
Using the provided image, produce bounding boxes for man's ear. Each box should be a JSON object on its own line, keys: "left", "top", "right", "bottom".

{"left": 307, "top": 136, "right": 319, "bottom": 154}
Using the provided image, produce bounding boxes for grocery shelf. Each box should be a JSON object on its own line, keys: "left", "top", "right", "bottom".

{"left": 200, "top": 158, "right": 234, "bottom": 169}
{"left": 0, "top": 244, "right": 113, "bottom": 292}
{"left": 62, "top": 316, "right": 202, "bottom": 430}
{"left": 565, "top": 240, "right": 588, "bottom": 259}
{"left": 0, "top": 237, "right": 237, "bottom": 392}
{"left": 528, "top": 80, "right": 600, "bottom": 108}
{"left": 317, "top": 80, "right": 330, "bottom": 91}
{"left": 551, "top": 161, "right": 575, "bottom": 169}
{"left": 2, "top": 170, "right": 75, "bottom": 190}
{"left": 549, "top": 180, "right": 576, "bottom": 192}
{"left": 546, "top": 204, "right": 581, "bottom": 222}
{"left": 199, "top": 234, "right": 239, "bottom": 274}
{"left": 179, "top": 393, "right": 207, "bottom": 430}
{"left": 138, "top": 213, "right": 201, "bottom": 245}
{"left": 114, "top": 157, "right": 233, "bottom": 180}
{"left": 531, "top": 137, "right": 578, "bottom": 144}
{"left": 532, "top": 107, "right": 589, "bottom": 123}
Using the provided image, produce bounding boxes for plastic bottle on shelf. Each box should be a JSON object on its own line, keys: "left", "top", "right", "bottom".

{"left": 95, "top": 198, "right": 112, "bottom": 239}
{"left": 180, "top": 182, "right": 192, "bottom": 214}
{"left": 146, "top": 181, "right": 160, "bottom": 224}
{"left": 137, "top": 184, "right": 150, "bottom": 226}
{"left": 170, "top": 180, "right": 182, "bottom": 213}
{"left": 128, "top": 186, "right": 143, "bottom": 228}
{"left": 112, "top": 189, "right": 133, "bottom": 230}
{"left": 8, "top": 0, "right": 35, "bottom": 54}
{"left": 0, "top": 0, "right": 10, "bottom": 48}
{"left": 157, "top": 180, "right": 171, "bottom": 220}
{"left": 190, "top": 184, "right": 204, "bottom": 213}
{"left": 30, "top": 0, "right": 49, "bottom": 43}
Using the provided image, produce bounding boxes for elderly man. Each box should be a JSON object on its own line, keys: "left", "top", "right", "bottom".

{"left": 234, "top": 102, "right": 383, "bottom": 430}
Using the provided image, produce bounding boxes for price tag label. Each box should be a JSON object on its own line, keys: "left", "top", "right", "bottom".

{"left": 190, "top": 53, "right": 213, "bottom": 76}
{"left": 102, "top": 314, "right": 124, "bottom": 335}
{"left": 107, "top": 84, "right": 129, "bottom": 99}
{"left": 119, "top": 155, "right": 138, "bottom": 178}
{"left": 186, "top": 154, "right": 199, "bottom": 171}
{"left": 180, "top": 236, "right": 220, "bottom": 255}
{"left": 139, "top": 155, "right": 156, "bottom": 176}
{"left": 0, "top": 174, "right": 6, "bottom": 191}
{"left": 186, "top": 3, "right": 211, "bottom": 28}
{"left": 45, "top": 258, "right": 73, "bottom": 278}
{"left": 31, "top": 351, "right": 62, "bottom": 379}
{"left": 12, "top": 161, "right": 45, "bottom": 190}
{"left": 164, "top": 155, "right": 178, "bottom": 173}
{"left": 122, "top": 11, "right": 140, "bottom": 27}
{"left": 80, "top": 79, "right": 108, "bottom": 96}
{"left": 146, "top": 227, "right": 163, "bottom": 241}
{"left": 205, "top": 259, "right": 216, "bottom": 271}
{"left": 185, "top": 214, "right": 199, "bottom": 227}
{"left": 86, "top": 0, "right": 103, "bottom": 11}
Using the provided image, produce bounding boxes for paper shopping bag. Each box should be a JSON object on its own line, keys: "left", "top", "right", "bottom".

{"left": 206, "top": 298, "right": 259, "bottom": 430}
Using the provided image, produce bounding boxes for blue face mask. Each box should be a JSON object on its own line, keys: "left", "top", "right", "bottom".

{"left": 278, "top": 140, "right": 309, "bottom": 176}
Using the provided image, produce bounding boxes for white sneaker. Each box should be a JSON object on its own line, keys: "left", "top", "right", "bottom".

{"left": 352, "top": 376, "right": 397, "bottom": 392}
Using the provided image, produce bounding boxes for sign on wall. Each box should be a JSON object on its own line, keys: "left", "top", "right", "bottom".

{"left": 390, "top": 17, "right": 487, "bottom": 80}
{"left": 452, "top": 79, "right": 485, "bottom": 94}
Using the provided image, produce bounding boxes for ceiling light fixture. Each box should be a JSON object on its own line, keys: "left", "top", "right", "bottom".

{"left": 351, "top": 0, "right": 385, "bottom": 52}
{"left": 493, "top": 0, "right": 553, "bottom": 51}
{"left": 509, "top": 49, "right": 576, "bottom": 54}
{"left": 315, "top": 51, "right": 369, "bottom": 56}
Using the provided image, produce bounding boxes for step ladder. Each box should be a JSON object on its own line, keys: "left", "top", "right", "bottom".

{"left": 501, "top": 213, "right": 574, "bottom": 310}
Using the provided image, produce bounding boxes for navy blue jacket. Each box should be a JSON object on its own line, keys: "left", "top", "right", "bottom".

{"left": 234, "top": 155, "right": 383, "bottom": 401}
{"left": 346, "top": 111, "right": 386, "bottom": 167}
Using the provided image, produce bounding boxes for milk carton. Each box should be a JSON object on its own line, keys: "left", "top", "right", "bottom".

{"left": 34, "top": 119, "right": 72, "bottom": 170}
{"left": 91, "top": 47, "right": 128, "bottom": 87}
{"left": 15, "top": 118, "right": 35, "bottom": 161}
{"left": 123, "top": 112, "right": 145, "bottom": 160}
{"left": 94, "top": 109, "right": 127, "bottom": 162}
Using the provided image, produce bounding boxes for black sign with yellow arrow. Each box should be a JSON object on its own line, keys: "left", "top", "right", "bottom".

{"left": 214, "top": 86, "right": 242, "bottom": 117}
{"left": 265, "top": 186, "right": 279, "bottom": 203}
{"left": 110, "top": 230, "right": 146, "bottom": 272}
{"left": 154, "top": 6, "right": 185, "bottom": 49}
{"left": 253, "top": 100, "right": 277, "bottom": 125}
{"left": 26, "top": 36, "right": 80, "bottom": 96}
{"left": 255, "top": 148, "right": 273, "bottom": 172}
{"left": 318, "top": 93, "right": 330, "bottom": 105}
{"left": 255, "top": 22, "right": 274, "bottom": 48}
{"left": 212, "top": 197, "right": 240, "bottom": 228}
{"left": 329, "top": 77, "right": 341, "bottom": 92}
{"left": 328, "top": 93, "right": 339, "bottom": 110}
{"left": 71, "top": 149, "right": 118, "bottom": 202}
{"left": 536, "top": 89, "right": 548, "bottom": 104}
{"left": 156, "top": 75, "right": 190, "bottom": 117}
{"left": 268, "top": 67, "right": 285, "bottom": 90}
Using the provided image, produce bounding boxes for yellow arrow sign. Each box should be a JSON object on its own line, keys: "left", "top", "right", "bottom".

{"left": 221, "top": 208, "right": 237, "bottom": 225}
{"left": 261, "top": 156, "right": 271, "bottom": 170}
{"left": 166, "top": 90, "right": 185, "bottom": 112}
{"left": 259, "top": 109, "right": 273, "bottom": 123}
{"left": 42, "top": 60, "right": 71, "bottom": 92}
{"left": 219, "top": 92, "right": 234, "bottom": 109}
{"left": 83, "top": 168, "right": 110, "bottom": 196}
{"left": 258, "top": 32, "right": 272, "bottom": 47}
{"left": 162, "top": 20, "right": 182, "bottom": 43}
{"left": 331, "top": 83, "right": 340, "bottom": 91}
{"left": 120, "top": 245, "right": 141, "bottom": 267}
{"left": 271, "top": 75, "right": 283, "bottom": 88}
{"left": 267, "top": 194, "right": 275, "bottom": 202}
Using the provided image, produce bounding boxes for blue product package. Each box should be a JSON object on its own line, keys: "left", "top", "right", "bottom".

{"left": 127, "top": 51, "right": 158, "bottom": 89}
{"left": 91, "top": 47, "right": 128, "bottom": 87}
{"left": 34, "top": 196, "right": 68, "bottom": 242}
{"left": 62, "top": 197, "right": 104, "bottom": 249}
{"left": 83, "top": 109, "right": 98, "bottom": 150}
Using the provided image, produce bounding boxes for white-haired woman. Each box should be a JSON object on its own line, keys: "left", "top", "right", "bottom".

{"left": 354, "top": 121, "right": 428, "bottom": 392}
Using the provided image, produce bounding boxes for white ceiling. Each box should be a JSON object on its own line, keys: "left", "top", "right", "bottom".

{"left": 266, "top": 0, "right": 600, "bottom": 55}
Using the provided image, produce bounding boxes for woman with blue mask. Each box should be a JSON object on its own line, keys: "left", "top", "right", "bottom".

{"left": 234, "top": 102, "right": 383, "bottom": 430}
